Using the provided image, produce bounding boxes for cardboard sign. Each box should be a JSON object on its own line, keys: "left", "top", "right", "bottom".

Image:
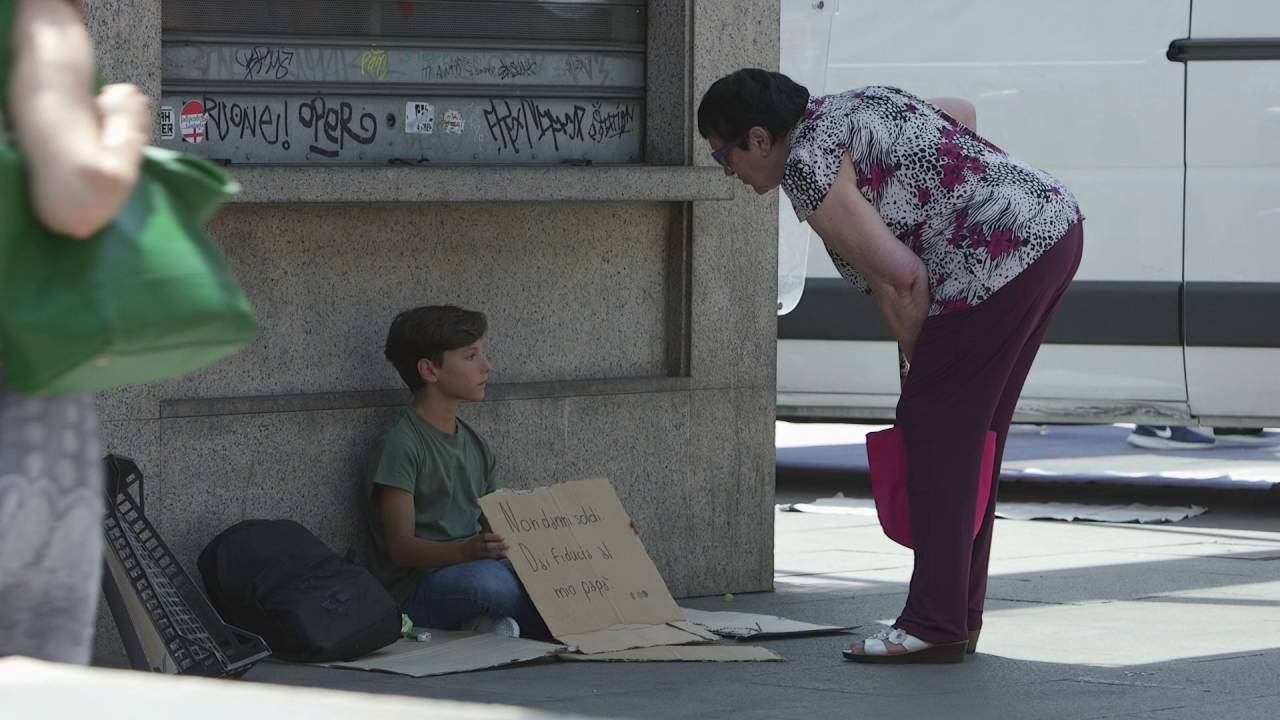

{"left": 480, "top": 478, "right": 715, "bottom": 654}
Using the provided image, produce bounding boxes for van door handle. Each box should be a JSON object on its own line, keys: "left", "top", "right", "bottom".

{"left": 1168, "top": 37, "right": 1280, "bottom": 62}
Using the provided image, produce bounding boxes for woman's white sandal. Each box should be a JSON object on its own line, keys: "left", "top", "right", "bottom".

{"left": 842, "top": 627, "right": 967, "bottom": 664}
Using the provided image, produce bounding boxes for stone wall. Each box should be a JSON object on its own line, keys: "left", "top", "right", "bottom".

{"left": 88, "top": 0, "right": 780, "bottom": 663}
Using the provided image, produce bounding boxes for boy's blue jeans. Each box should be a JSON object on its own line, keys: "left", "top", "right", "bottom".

{"left": 401, "top": 559, "right": 551, "bottom": 640}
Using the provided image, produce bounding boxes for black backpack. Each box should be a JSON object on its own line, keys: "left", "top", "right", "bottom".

{"left": 198, "top": 519, "right": 401, "bottom": 663}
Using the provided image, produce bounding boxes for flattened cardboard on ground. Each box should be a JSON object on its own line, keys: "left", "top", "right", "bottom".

{"left": 0, "top": 657, "right": 584, "bottom": 719}
{"left": 318, "top": 632, "right": 565, "bottom": 677}
{"left": 480, "top": 478, "right": 717, "bottom": 654}
{"left": 680, "top": 607, "right": 855, "bottom": 640}
{"left": 560, "top": 645, "right": 782, "bottom": 663}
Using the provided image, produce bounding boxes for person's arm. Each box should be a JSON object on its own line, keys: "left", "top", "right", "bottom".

{"left": 927, "top": 96, "right": 977, "bottom": 132}
{"left": 807, "top": 155, "right": 930, "bottom": 362}
{"left": 377, "top": 487, "right": 508, "bottom": 569}
{"left": 9, "top": 0, "right": 151, "bottom": 239}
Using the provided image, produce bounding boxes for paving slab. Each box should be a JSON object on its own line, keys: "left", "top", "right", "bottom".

{"left": 1112, "top": 691, "right": 1280, "bottom": 720}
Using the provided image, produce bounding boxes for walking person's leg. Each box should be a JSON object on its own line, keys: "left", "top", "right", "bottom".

{"left": 0, "top": 388, "right": 104, "bottom": 664}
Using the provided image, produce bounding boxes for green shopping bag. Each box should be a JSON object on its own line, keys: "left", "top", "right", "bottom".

{"left": 0, "top": 147, "right": 258, "bottom": 395}
{"left": 0, "top": 2, "right": 257, "bottom": 395}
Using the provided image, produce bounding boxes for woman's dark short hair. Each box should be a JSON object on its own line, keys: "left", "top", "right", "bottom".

{"left": 697, "top": 68, "right": 810, "bottom": 149}
{"left": 384, "top": 305, "right": 487, "bottom": 390}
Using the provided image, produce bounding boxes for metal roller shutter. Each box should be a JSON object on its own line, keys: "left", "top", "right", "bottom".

{"left": 158, "top": 0, "right": 646, "bottom": 164}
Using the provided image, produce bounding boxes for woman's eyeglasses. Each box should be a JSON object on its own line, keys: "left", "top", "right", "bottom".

{"left": 712, "top": 133, "right": 748, "bottom": 168}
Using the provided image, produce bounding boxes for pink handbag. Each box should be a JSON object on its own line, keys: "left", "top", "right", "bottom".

{"left": 866, "top": 428, "right": 997, "bottom": 548}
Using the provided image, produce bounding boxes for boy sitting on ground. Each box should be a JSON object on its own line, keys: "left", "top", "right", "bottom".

{"left": 360, "top": 305, "right": 548, "bottom": 639}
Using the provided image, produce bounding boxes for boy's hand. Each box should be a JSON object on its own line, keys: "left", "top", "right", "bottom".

{"left": 463, "top": 532, "right": 509, "bottom": 562}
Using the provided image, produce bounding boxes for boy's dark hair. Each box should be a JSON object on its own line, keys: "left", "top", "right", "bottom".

{"left": 697, "top": 68, "right": 810, "bottom": 150}
{"left": 384, "top": 305, "right": 487, "bottom": 391}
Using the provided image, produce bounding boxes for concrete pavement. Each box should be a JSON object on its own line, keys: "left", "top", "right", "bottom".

{"left": 247, "top": 482, "right": 1280, "bottom": 720}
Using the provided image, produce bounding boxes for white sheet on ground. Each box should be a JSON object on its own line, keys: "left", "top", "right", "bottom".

{"left": 993, "top": 502, "right": 1206, "bottom": 524}
{"left": 780, "top": 495, "right": 1206, "bottom": 524}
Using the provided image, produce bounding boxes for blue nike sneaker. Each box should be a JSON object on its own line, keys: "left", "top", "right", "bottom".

{"left": 1127, "top": 425, "right": 1215, "bottom": 450}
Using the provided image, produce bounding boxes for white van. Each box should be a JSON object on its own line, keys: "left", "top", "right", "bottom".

{"left": 776, "top": 0, "right": 1280, "bottom": 427}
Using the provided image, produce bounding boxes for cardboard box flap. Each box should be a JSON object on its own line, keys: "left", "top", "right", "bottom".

{"left": 669, "top": 620, "right": 720, "bottom": 641}
{"left": 480, "top": 478, "right": 696, "bottom": 650}
{"left": 560, "top": 645, "right": 782, "bottom": 663}
{"left": 557, "top": 621, "right": 715, "bottom": 656}
{"left": 679, "top": 608, "right": 854, "bottom": 639}
{"left": 320, "top": 633, "right": 565, "bottom": 678}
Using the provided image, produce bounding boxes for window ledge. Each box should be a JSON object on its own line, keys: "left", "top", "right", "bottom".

{"left": 223, "top": 165, "right": 734, "bottom": 203}
{"left": 160, "top": 377, "right": 693, "bottom": 418}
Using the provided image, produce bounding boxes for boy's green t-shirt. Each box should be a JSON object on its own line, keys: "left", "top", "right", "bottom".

{"left": 361, "top": 408, "right": 496, "bottom": 603}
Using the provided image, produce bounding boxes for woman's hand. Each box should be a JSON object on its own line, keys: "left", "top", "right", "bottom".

{"left": 9, "top": 0, "right": 151, "bottom": 239}
{"left": 875, "top": 271, "right": 929, "bottom": 364}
